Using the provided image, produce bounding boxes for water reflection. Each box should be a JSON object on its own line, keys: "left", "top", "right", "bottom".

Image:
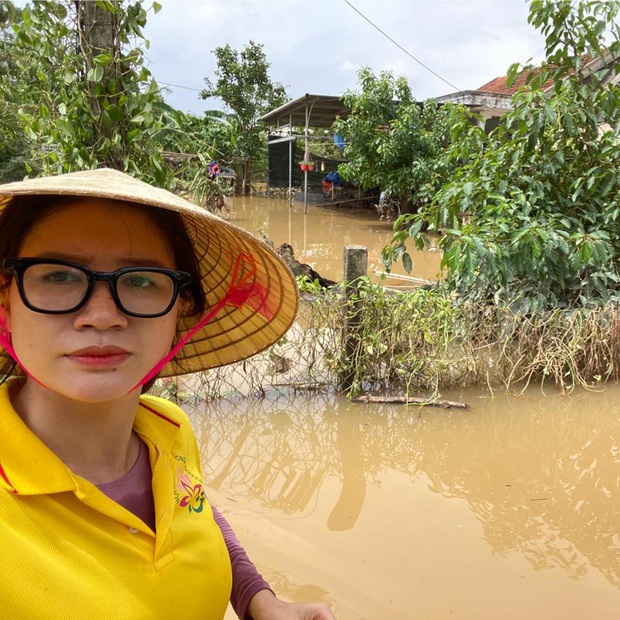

{"left": 423, "top": 387, "right": 620, "bottom": 586}
{"left": 190, "top": 384, "right": 620, "bottom": 590}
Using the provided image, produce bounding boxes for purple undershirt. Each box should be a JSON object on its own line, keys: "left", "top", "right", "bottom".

{"left": 97, "top": 438, "right": 271, "bottom": 619}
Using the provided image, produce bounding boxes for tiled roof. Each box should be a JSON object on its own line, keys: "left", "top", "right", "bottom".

{"left": 478, "top": 54, "right": 595, "bottom": 95}
{"left": 477, "top": 68, "right": 554, "bottom": 95}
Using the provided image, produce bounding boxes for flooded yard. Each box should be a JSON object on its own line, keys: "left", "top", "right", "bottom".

{"left": 193, "top": 195, "right": 620, "bottom": 618}
{"left": 193, "top": 384, "right": 620, "bottom": 619}
{"left": 227, "top": 194, "right": 442, "bottom": 285}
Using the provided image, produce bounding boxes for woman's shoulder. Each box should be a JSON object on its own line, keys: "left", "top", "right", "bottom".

{"left": 137, "top": 394, "right": 192, "bottom": 427}
{"left": 136, "top": 394, "right": 203, "bottom": 471}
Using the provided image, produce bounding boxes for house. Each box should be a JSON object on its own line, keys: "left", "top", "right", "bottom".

{"left": 435, "top": 51, "right": 620, "bottom": 132}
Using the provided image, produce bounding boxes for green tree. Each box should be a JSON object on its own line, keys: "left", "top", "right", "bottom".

{"left": 333, "top": 67, "right": 456, "bottom": 225}
{"left": 0, "top": 1, "right": 32, "bottom": 182}
{"left": 156, "top": 108, "right": 235, "bottom": 164}
{"left": 385, "top": 0, "right": 620, "bottom": 312}
{"left": 200, "top": 40, "right": 288, "bottom": 194}
{"left": 154, "top": 107, "right": 237, "bottom": 209}
{"left": 8, "top": 0, "right": 172, "bottom": 185}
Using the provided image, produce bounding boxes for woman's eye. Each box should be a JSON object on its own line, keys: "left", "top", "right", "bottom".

{"left": 125, "top": 274, "right": 157, "bottom": 289}
{"left": 42, "top": 270, "right": 81, "bottom": 284}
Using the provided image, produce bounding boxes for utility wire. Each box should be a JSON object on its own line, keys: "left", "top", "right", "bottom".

{"left": 159, "top": 81, "right": 203, "bottom": 92}
{"left": 344, "top": 0, "right": 463, "bottom": 93}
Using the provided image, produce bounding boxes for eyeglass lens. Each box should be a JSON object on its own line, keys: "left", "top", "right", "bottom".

{"left": 22, "top": 263, "right": 177, "bottom": 316}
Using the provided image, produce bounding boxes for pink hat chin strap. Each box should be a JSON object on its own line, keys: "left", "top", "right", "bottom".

{"left": 133, "top": 249, "right": 275, "bottom": 389}
{"left": 0, "top": 307, "right": 44, "bottom": 387}
{"left": 130, "top": 296, "right": 228, "bottom": 390}
{"left": 0, "top": 251, "right": 275, "bottom": 393}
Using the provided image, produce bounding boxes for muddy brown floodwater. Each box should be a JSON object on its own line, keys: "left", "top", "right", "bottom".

{"left": 226, "top": 195, "right": 442, "bottom": 285}
{"left": 192, "top": 197, "right": 620, "bottom": 618}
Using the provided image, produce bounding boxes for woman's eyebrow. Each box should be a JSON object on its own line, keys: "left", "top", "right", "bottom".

{"left": 26, "top": 252, "right": 171, "bottom": 268}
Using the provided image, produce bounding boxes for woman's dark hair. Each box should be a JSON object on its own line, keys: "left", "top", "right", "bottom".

{"left": 0, "top": 194, "right": 207, "bottom": 389}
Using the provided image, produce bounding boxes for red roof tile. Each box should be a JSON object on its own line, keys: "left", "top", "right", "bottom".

{"left": 478, "top": 54, "right": 595, "bottom": 95}
{"left": 478, "top": 68, "right": 553, "bottom": 95}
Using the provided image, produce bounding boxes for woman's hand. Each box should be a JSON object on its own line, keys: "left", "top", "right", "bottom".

{"left": 247, "top": 589, "right": 336, "bottom": 620}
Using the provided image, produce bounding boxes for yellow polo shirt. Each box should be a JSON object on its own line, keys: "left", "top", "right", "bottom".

{"left": 0, "top": 380, "right": 232, "bottom": 619}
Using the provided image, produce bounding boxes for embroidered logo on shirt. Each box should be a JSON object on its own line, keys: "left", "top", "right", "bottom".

{"left": 175, "top": 468, "right": 205, "bottom": 514}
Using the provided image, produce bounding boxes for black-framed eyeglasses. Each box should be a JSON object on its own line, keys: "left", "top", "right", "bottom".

{"left": 2, "top": 258, "right": 191, "bottom": 318}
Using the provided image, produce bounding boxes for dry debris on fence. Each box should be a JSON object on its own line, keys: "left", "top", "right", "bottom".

{"left": 152, "top": 282, "right": 620, "bottom": 402}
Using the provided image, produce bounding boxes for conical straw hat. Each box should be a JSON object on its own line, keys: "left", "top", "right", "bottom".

{"left": 0, "top": 168, "right": 299, "bottom": 376}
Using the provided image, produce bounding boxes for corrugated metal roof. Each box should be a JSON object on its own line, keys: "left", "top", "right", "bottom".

{"left": 259, "top": 94, "right": 349, "bottom": 128}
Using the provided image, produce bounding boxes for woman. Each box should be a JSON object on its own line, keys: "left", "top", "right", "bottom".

{"left": 0, "top": 169, "right": 336, "bottom": 620}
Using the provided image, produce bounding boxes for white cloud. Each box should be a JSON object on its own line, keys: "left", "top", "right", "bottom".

{"left": 144, "top": 0, "right": 546, "bottom": 115}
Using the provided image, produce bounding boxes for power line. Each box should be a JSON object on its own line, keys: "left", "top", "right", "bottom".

{"left": 344, "top": 0, "right": 463, "bottom": 93}
{"left": 159, "top": 81, "right": 203, "bottom": 92}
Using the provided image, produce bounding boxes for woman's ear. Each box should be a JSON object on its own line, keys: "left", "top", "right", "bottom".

{"left": 0, "top": 266, "right": 14, "bottom": 327}
{"left": 0, "top": 283, "right": 10, "bottom": 325}
{"left": 0, "top": 296, "right": 10, "bottom": 337}
{"left": 176, "top": 297, "right": 189, "bottom": 322}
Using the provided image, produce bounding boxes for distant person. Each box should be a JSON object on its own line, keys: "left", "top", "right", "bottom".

{"left": 321, "top": 171, "right": 342, "bottom": 197}
{"left": 0, "top": 169, "right": 336, "bottom": 620}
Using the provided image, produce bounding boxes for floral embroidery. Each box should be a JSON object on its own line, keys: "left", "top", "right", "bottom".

{"left": 176, "top": 468, "right": 205, "bottom": 513}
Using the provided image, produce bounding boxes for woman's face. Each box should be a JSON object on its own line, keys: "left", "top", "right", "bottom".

{"left": 2, "top": 198, "right": 182, "bottom": 403}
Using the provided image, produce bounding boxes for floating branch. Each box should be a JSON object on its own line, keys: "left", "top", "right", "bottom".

{"left": 352, "top": 395, "right": 469, "bottom": 409}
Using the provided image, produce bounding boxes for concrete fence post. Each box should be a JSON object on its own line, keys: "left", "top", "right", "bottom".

{"left": 340, "top": 245, "right": 368, "bottom": 392}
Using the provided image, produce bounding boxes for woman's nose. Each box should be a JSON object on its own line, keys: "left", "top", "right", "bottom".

{"left": 73, "top": 282, "right": 128, "bottom": 330}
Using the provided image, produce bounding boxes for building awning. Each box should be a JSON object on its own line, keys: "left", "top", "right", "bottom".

{"left": 259, "top": 94, "right": 350, "bottom": 128}
{"left": 260, "top": 94, "right": 351, "bottom": 213}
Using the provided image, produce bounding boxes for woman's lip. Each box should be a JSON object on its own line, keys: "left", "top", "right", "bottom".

{"left": 66, "top": 346, "right": 130, "bottom": 367}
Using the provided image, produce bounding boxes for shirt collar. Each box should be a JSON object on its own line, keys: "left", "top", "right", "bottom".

{"left": 0, "top": 382, "right": 183, "bottom": 496}
{"left": 0, "top": 380, "right": 77, "bottom": 495}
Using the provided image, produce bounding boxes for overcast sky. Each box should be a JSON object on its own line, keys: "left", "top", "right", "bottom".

{"left": 143, "top": 0, "right": 547, "bottom": 116}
